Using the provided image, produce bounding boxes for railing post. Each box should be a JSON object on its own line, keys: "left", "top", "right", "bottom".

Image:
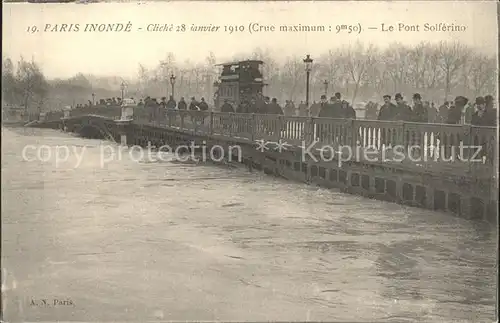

{"left": 209, "top": 111, "right": 213, "bottom": 135}
{"left": 397, "top": 121, "right": 405, "bottom": 148}
{"left": 278, "top": 115, "right": 284, "bottom": 142}
{"left": 305, "top": 117, "right": 314, "bottom": 147}
{"left": 350, "top": 119, "right": 358, "bottom": 151}
{"left": 462, "top": 124, "right": 472, "bottom": 170}
{"left": 251, "top": 113, "right": 256, "bottom": 142}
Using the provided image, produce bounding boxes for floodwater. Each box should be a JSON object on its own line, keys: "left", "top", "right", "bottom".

{"left": 1, "top": 126, "right": 497, "bottom": 322}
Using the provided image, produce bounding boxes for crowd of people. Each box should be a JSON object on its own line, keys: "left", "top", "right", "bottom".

{"left": 364, "top": 93, "right": 497, "bottom": 127}
{"left": 70, "top": 91, "right": 497, "bottom": 128}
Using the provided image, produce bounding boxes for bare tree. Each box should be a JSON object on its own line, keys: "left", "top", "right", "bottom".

{"left": 317, "top": 49, "right": 344, "bottom": 90}
{"left": 15, "top": 57, "right": 49, "bottom": 113}
{"left": 342, "top": 42, "right": 377, "bottom": 104}
{"left": 137, "top": 64, "right": 149, "bottom": 97}
{"left": 437, "top": 41, "right": 470, "bottom": 100}
{"left": 407, "top": 42, "right": 430, "bottom": 91}
{"left": 280, "top": 56, "right": 305, "bottom": 102}
{"left": 468, "top": 54, "right": 497, "bottom": 97}
{"left": 2, "top": 57, "right": 19, "bottom": 106}
{"left": 382, "top": 43, "right": 411, "bottom": 92}
{"left": 4, "top": 40, "right": 495, "bottom": 111}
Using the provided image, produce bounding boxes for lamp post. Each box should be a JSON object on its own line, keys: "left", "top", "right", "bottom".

{"left": 120, "top": 82, "right": 126, "bottom": 101}
{"left": 92, "top": 93, "right": 95, "bottom": 106}
{"left": 323, "top": 80, "right": 329, "bottom": 96}
{"left": 170, "top": 74, "right": 176, "bottom": 99}
{"left": 303, "top": 54, "right": 313, "bottom": 107}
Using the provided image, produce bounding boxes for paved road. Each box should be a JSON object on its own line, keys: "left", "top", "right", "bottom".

{"left": 1, "top": 126, "right": 496, "bottom": 322}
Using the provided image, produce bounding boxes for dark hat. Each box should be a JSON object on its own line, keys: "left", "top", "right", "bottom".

{"left": 475, "top": 97, "right": 485, "bottom": 105}
{"left": 413, "top": 93, "right": 421, "bottom": 100}
{"left": 191, "top": 97, "right": 195, "bottom": 100}
{"left": 320, "top": 95, "right": 327, "bottom": 99}
{"left": 395, "top": 93, "right": 403, "bottom": 100}
{"left": 383, "top": 95, "right": 391, "bottom": 99}
{"left": 485, "top": 95, "right": 494, "bottom": 103}
{"left": 272, "top": 98, "right": 277, "bottom": 102}
{"left": 334, "top": 92, "right": 341, "bottom": 99}
{"left": 201, "top": 97, "right": 205, "bottom": 101}
{"left": 454, "top": 96, "right": 468, "bottom": 105}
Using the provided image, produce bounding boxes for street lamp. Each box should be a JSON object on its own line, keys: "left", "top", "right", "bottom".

{"left": 170, "top": 74, "right": 176, "bottom": 98}
{"left": 323, "top": 80, "right": 329, "bottom": 96}
{"left": 120, "top": 82, "right": 126, "bottom": 101}
{"left": 92, "top": 93, "right": 95, "bottom": 105}
{"left": 303, "top": 54, "right": 313, "bottom": 107}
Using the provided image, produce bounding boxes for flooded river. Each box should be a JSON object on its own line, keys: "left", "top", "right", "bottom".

{"left": 1, "top": 126, "right": 497, "bottom": 322}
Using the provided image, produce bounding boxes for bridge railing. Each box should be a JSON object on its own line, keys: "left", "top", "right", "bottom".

{"left": 56, "top": 108, "right": 497, "bottom": 170}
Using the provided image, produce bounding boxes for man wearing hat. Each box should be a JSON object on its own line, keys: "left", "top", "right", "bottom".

{"left": 268, "top": 98, "right": 283, "bottom": 115}
{"left": 412, "top": 93, "right": 428, "bottom": 123}
{"left": 331, "top": 93, "right": 344, "bottom": 118}
{"left": 199, "top": 97, "right": 209, "bottom": 111}
{"left": 471, "top": 96, "right": 491, "bottom": 126}
{"left": 309, "top": 95, "right": 324, "bottom": 117}
{"left": 447, "top": 96, "right": 467, "bottom": 124}
{"left": 318, "top": 95, "right": 332, "bottom": 117}
{"left": 189, "top": 97, "right": 199, "bottom": 111}
{"left": 378, "top": 95, "right": 397, "bottom": 121}
{"left": 394, "top": 93, "right": 412, "bottom": 121}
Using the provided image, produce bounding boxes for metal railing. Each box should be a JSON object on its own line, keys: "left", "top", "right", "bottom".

{"left": 43, "top": 107, "right": 497, "bottom": 174}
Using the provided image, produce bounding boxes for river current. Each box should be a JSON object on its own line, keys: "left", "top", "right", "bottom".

{"left": 1, "top": 126, "right": 497, "bottom": 322}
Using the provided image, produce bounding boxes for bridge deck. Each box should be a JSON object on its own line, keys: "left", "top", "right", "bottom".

{"left": 39, "top": 109, "right": 497, "bottom": 182}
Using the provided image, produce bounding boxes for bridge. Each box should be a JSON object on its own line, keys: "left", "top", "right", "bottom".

{"left": 30, "top": 105, "right": 498, "bottom": 225}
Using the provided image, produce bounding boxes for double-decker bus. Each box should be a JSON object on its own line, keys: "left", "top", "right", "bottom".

{"left": 213, "top": 60, "right": 266, "bottom": 111}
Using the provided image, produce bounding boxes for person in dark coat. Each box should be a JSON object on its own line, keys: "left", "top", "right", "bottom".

{"left": 309, "top": 101, "right": 321, "bottom": 117}
{"left": 145, "top": 97, "right": 155, "bottom": 122}
{"left": 220, "top": 99, "right": 234, "bottom": 113}
{"left": 485, "top": 95, "right": 495, "bottom": 111}
{"left": 166, "top": 96, "right": 176, "bottom": 110}
{"left": 247, "top": 98, "right": 258, "bottom": 114}
{"left": 447, "top": 96, "right": 467, "bottom": 124}
{"left": 484, "top": 95, "right": 497, "bottom": 126}
{"left": 255, "top": 95, "right": 268, "bottom": 114}
{"left": 427, "top": 102, "right": 438, "bottom": 123}
{"left": 236, "top": 100, "right": 250, "bottom": 113}
{"left": 411, "top": 93, "right": 428, "bottom": 123}
{"left": 189, "top": 97, "right": 199, "bottom": 110}
{"left": 198, "top": 97, "right": 209, "bottom": 111}
{"left": 298, "top": 101, "right": 308, "bottom": 117}
{"left": 268, "top": 98, "right": 283, "bottom": 115}
{"left": 318, "top": 95, "right": 331, "bottom": 117}
{"left": 159, "top": 97, "right": 167, "bottom": 108}
{"left": 378, "top": 95, "right": 397, "bottom": 121}
{"left": 393, "top": 93, "right": 412, "bottom": 121}
{"left": 219, "top": 99, "right": 234, "bottom": 132}
{"left": 177, "top": 97, "right": 187, "bottom": 110}
{"left": 437, "top": 101, "right": 450, "bottom": 123}
{"left": 342, "top": 100, "right": 356, "bottom": 119}
{"left": 470, "top": 96, "right": 496, "bottom": 161}
{"left": 332, "top": 93, "right": 344, "bottom": 118}
{"left": 471, "top": 97, "right": 496, "bottom": 127}
{"left": 158, "top": 97, "right": 167, "bottom": 124}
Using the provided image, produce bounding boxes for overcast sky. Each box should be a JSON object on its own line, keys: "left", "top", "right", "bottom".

{"left": 3, "top": 1, "right": 498, "bottom": 79}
